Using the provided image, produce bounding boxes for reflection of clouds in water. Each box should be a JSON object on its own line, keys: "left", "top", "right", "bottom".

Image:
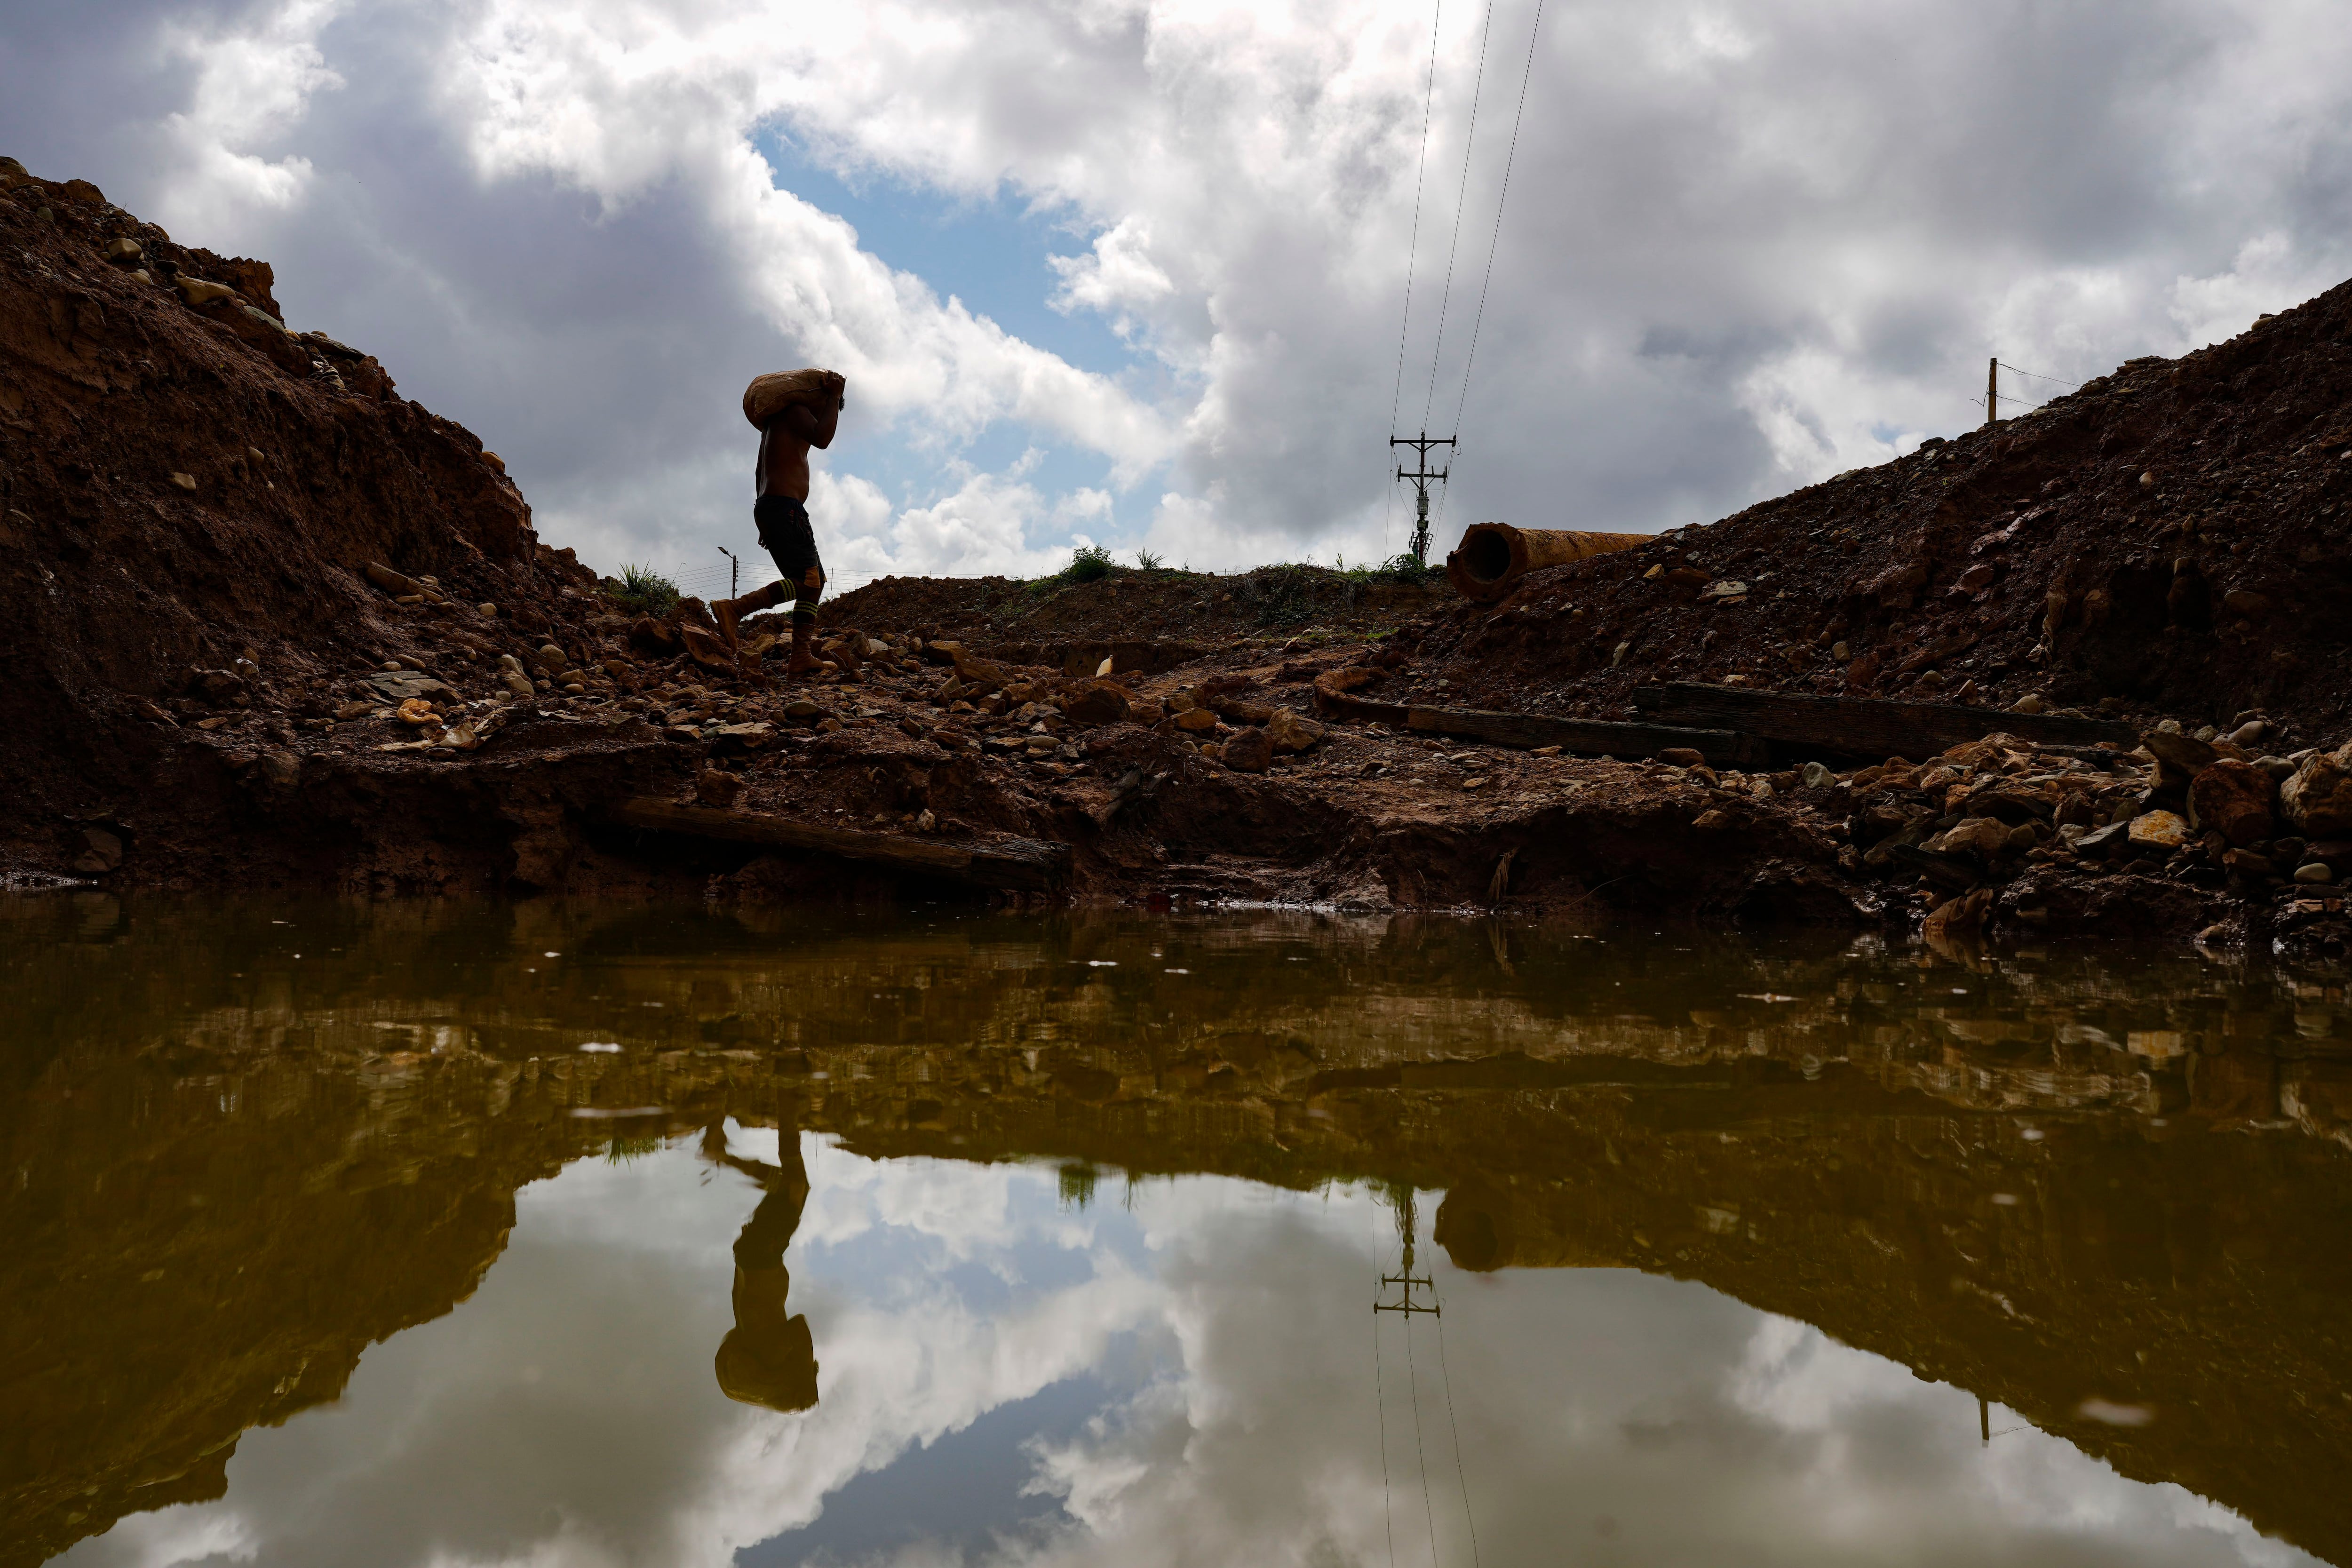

{"left": 58, "top": 1137, "right": 1157, "bottom": 1568}
{"left": 58, "top": 1153, "right": 2318, "bottom": 1568}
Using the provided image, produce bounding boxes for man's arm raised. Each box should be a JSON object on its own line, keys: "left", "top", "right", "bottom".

{"left": 777, "top": 372, "right": 844, "bottom": 449}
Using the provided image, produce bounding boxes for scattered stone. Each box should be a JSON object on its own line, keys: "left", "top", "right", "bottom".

{"left": 73, "top": 827, "right": 123, "bottom": 874}
{"left": 259, "top": 751, "right": 301, "bottom": 788}
{"left": 2281, "top": 743, "right": 2352, "bottom": 836}
{"left": 2187, "top": 757, "right": 2275, "bottom": 847}
{"left": 2010, "top": 693, "right": 2045, "bottom": 715}
{"left": 1800, "top": 760, "right": 1832, "bottom": 789}
{"left": 782, "top": 698, "right": 822, "bottom": 722}
{"left": 1174, "top": 706, "right": 1219, "bottom": 733}
{"left": 695, "top": 768, "right": 745, "bottom": 808}
{"left": 2222, "top": 589, "right": 2270, "bottom": 617}
{"left": 2074, "top": 820, "right": 2131, "bottom": 859}
{"left": 2295, "top": 862, "right": 2335, "bottom": 884}
{"left": 1222, "top": 726, "right": 1274, "bottom": 772}
{"left": 103, "top": 237, "right": 142, "bottom": 266}
{"left": 2220, "top": 847, "right": 2276, "bottom": 880}
{"left": 1061, "top": 680, "right": 1131, "bottom": 728}
{"left": 396, "top": 699, "right": 437, "bottom": 726}
{"left": 2127, "top": 809, "right": 2191, "bottom": 851}
{"left": 1692, "top": 808, "right": 1734, "bottom": 830}
{"left": 2142, "top": 729, "right": 2218, "bottom": 774}
{"left": 1657, "top": 747, "right": 1705, "bottom": 767}
{"left": 168, "top": 472, "right": 197, "bottom": 492}
{"left": 174, "top": 276, "right": 238, "bottom": 307}
{"left": 1929, "top": 816, "right": 2011, "bottom": 859}
{"left": 1267, "top": 708, "right": 1327, "bottom": 754}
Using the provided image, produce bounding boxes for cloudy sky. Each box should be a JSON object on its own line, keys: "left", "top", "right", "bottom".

{"left": 60, "top": 1136, "right": 2315, "bottom": 1568}
{"left": 5, "top": 0, "right": 2350, "bottom": 593}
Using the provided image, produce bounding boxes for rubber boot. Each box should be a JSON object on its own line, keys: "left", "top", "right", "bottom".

{"left": 784, "top": 617, "right": 821, "bottom": 679}
{"left": 712, "top": 597, "right": 753, "bottom": 685}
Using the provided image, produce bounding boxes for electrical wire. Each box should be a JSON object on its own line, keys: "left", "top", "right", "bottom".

{"left": 1405, "top": 1308, "right": 1441, "bottom": 1568}
{"left": 1997, "top": 361, "right": 2081, "bottom": 388}
{"left": 1420, "top": 0, "right": 1500, "bottom": 432}
{"left": 1434, "top": 1303, "right": 1484, "bottom": 1568}
{"left": 1448, "top": 0, "right": 1549, "bottom": 438}
{"left": 1385, "top": 0, "right": 1447, "bottom": 556}
{"left": 1374, "top": 1312, "right": 1398, "bottom": 1568}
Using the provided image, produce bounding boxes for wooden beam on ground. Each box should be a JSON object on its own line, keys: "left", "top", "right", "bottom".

{"left": 1631, "top": 683, "right": 2137, "bottom": 759}
{"left": 606, "top": 799, "right": 1070, "bottom": 890}
{"left": 1315, "top": 688, "right": 1770, "bottom": 767}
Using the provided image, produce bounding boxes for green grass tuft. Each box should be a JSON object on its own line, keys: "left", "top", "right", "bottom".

{"left": 1062, "top": 543, "right": 1116, "bottom": 582}
{"left": 606, "top": 564, "right": 681, "bottom": 616}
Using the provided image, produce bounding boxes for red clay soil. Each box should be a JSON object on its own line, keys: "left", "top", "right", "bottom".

{"left": 1402, "top": 281, "right": 2352, "bottom": 744}
{"left": 5, "top": 156, "right": 2350, "bottom": 957}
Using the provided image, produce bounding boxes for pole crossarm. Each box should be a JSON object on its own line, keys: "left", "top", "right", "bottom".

{"left": 1374, "top": 1268, "right": 1442, "bottom": 1316}
{"left": 1390, "top": 431, "right": 1457, "bottom": 567}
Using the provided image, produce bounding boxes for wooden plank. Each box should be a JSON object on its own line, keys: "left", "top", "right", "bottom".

{"left": 1632, "top": 683, "right": 2137, "bottom": 759}
{"left": 606, "top": 799, "right": 1070, "bottom": 890}
{"left": 1313, "top": 686, "right": 1768, "bottom": 767}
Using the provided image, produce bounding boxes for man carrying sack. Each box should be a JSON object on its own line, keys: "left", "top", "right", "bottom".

{"left": 715, "top": 368, "right": 847, "bottom": 680}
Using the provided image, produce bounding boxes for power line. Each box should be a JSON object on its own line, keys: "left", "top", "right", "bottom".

{"left": 1374, "top": 1313, "right": 1398, "bottom": 1568}
{"left": 1386, "top": 0, "right": 1446, "bottom": 556}
{"left": 1421, "top": 0, "right": 1501, "bottom": 432}
{"left": 1997, "top": 360, "right": 2080, "bottom": 388}
{"left": 1434, "top": 1305, "right": 1484, "bottom": 1568}
{"left": 1405, "top": 1302, "right": 1440, "bottom": 1567}
{"left": 1449, "top": 0, "right": 1549, "bottom": 438}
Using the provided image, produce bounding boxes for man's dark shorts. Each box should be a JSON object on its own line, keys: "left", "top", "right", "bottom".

{"left": 754, "top": 494, "right": 825, "bottom": 614}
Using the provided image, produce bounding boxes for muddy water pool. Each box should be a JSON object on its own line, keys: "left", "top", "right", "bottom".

{"left": 5, "top": 894, "right": 2351, "bottom": 1567}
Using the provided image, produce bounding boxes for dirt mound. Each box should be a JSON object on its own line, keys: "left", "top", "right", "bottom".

{"left": 1405, "top": 280, "right": 2352, "bottom": 746}
{"left": 827, "top": 562, "right": 1453, "bottom": 649}
{"left": 0, "top": 160, "right": 674, "bottom": 885}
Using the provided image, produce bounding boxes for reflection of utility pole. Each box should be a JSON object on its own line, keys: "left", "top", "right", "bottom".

{"left": 1374, "top": 1186, "right": 1440, "bottom": 1319}
{"left": 1391, "top": 432, "right": 1455, "bottom": 568}
{"left": 1981, "top": 1395, "right": 1990, "bottom": 1445}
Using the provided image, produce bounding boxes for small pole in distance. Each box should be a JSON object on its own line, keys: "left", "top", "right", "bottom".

{"left": 1985, "top": 357, "right": 1999, "bottom": 427}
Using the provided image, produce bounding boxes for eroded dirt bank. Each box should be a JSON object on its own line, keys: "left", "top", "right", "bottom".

{"left": 6, "top": 158, "right": 2352, "bottom": 950}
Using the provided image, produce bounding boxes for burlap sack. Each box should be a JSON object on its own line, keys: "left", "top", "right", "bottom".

{"left": 743, "top": 369, "right": 842, "bottom": 430}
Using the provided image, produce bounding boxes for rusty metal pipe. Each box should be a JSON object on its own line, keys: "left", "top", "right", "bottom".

{"left": 1444, "top": 522, "right": 1648, "bottom": 604}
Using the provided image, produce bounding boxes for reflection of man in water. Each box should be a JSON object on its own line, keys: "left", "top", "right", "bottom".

{"left": 702, "top": 1121, "right": 818, "bottom": 1412}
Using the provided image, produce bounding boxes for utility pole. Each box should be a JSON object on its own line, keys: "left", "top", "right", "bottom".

{"left": 716, "top": 544, "right": 740, "bottom": 599}
{"left": 1391, "top": 431, "right": 1455, "bottom": 567}
{"left": 1373, "top": 1187, "right": 1440, "bottom": 1320}
{"left": 1985, "top": 358, "right": 1999, "bottom": 428}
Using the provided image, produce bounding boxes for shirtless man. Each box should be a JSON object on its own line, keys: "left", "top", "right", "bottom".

{"left": 714, "top": 369, "right": 846, "bottom": 680}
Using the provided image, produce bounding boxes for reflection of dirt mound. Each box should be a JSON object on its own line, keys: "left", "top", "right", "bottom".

{"left": 1400, "top": 279, "right": 2352, "bottom": 738}
{"left": 12, "top": 901, "right": 2352, "bottom": 1564}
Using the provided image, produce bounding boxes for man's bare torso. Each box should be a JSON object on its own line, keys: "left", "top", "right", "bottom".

{"left": 755, "top": 372, "right": 845, "bottom": 501}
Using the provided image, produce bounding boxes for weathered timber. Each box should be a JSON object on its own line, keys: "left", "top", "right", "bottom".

{"left": 1314, "top": 687, "right": 1769, "bottom": 767}
{"left": 1632, "top": 684, "right": 2138, "bottom": 759}
{"left": 606, "top": 799, "right": 1070, "bottom": 890}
